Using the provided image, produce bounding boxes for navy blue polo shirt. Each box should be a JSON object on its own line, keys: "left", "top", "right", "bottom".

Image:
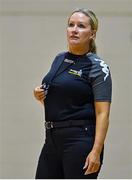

{"left": 42, "top": 52, "right": 112, "bottom": 123}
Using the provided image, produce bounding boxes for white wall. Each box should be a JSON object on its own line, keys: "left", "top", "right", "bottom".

{"left": 0, "top": 0, "right": 132, "bottom": 178}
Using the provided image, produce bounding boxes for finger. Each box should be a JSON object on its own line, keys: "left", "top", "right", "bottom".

{"left": 36, "top": 92, "right": 45, "bottom": 98}
{"left": 34, "top": 91, "right": 43, "bottom": 99}
{"left": 34, "top": 94, "right": 45, "bottom": 101}
{"left": 91, "top": 163, "right": 100, "bottom": 173}
{"left": 84, "top": 162, "right": 94, "bottom": 175}
{"left": 35, "top": 86, "right": 44, "bottom": 91}
{"left": 87, "top": 161, "right": 94, "bottom": 172}
{"left": 83, "top": 155, "right": 90, "bottom": 170}
{"left": 34, "top": 86, "right": 41, "bottom": 91}
{"left": 38, "top": 98, "right": 45, "bottom": 102}
{"left": 38, "top": 95, "right": 45, "bottom": 100}
{"left": 34, "top": 91, "right": 45, "bottom": 98}
{"left": 36, "top": 91, "right": 45, "bottom": 96}
{"left": 35, "top": 89, "right": 44, "bottom": 93}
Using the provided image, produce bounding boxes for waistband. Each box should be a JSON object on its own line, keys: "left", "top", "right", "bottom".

{"left": 44, "top": 120, "right": 95, "bottom": 130}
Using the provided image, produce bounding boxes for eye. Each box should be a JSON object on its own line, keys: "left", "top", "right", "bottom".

{"left": 68, "top": 22, "right": 74, "bottom": 27}
{"left": 78, "top": 23, "right": 86, "bottom": 28}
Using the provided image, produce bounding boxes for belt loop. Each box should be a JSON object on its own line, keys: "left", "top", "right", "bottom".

{"left": 45, "top": 121, "right": 54, "bottom": 129}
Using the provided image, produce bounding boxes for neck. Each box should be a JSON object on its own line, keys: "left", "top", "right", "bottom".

{"left": 68, "top": 45, "right": 89, "bottom": 55}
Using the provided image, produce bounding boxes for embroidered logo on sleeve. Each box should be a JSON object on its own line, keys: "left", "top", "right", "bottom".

{"left": 94, "top": 58, "right": 109, "bottom": 81}
{"left": 68, "top": 69, "right": 82, "bottom": 77}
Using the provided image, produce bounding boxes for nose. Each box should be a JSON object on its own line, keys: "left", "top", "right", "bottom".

{"left": 71, "top": 25, "right": 78, "bottom": 33}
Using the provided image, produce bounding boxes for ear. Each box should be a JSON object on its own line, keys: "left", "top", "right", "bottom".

{"left": 90, "top": 30, "right": 96, "bottom": 40}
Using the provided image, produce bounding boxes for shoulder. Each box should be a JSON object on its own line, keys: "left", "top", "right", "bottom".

{"left": 51, "top": 51, "right": 66, "bottom": 66}
{"left": 86, "top": 53, "right": 110, "bottom": 81}
{"left": 55, "top": 51, "right": 66, "bottom": 58}
{"left": 86, "top": 53, "right": 109, "bottom": 69}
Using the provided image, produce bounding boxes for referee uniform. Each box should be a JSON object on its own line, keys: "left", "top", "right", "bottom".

{"left": 35, "top": 52, "right": 112, "bottom": 179}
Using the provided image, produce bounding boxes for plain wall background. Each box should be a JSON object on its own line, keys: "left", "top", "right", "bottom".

{"left": 0, "top": 0, "right": 132, "bottom": 178}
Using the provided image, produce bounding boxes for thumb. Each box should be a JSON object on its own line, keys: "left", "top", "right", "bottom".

{"left": 40, "top": 85, "right": 43, "bottom": 89}
{"left": 83, "top": 160, "right": 89, "bottom": 169}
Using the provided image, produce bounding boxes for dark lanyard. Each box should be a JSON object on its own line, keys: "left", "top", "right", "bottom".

{"left": 42, "top": 54, "right": 75, "bottom": 95}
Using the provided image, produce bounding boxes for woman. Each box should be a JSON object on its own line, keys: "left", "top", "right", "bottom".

{"left": 34, "top": 8, "right": 112, "bottom": 179}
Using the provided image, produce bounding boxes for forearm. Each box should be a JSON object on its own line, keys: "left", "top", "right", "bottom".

{"left": 92, "top": 113, "right": 109, "bottom": 154}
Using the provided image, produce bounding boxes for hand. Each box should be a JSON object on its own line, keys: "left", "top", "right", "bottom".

{"left": 83, "top": 150, "right": 101, "bottom": 175}
{"left": 33, "top": 85, "right": 45, "bottom": 103}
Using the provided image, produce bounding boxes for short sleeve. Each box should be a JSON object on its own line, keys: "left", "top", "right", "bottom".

{"left": 89, "top": 57, "right": 112, "bottom": 102}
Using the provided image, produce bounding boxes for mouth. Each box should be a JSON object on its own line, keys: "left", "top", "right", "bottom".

{"left": 70, "top": 36, "right": 79, "bottom": 40}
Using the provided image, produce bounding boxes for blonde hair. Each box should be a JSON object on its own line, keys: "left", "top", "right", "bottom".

{"left": 70, "top": 8, "right": 98, "bottom": 54}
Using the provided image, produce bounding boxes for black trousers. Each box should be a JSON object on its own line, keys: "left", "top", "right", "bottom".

{"left": 35, "top": 125, "right": 103, "bottom": 179}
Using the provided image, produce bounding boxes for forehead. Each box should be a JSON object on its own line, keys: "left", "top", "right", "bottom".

{"left": 69, "top": 12, "right": 90, "bottom": 23}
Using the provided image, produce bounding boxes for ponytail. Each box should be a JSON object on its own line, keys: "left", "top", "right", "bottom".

{"left": 89, "top": 39, "right": 97, "bottom": 54}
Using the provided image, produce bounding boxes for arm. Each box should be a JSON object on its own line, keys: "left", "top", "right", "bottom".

{"left": 83, "top": 56, "right": 112, "bottom": 174}
{"left": 92, "top": 102, "right": 110, "bottom": 154}
{"left": 83, "top": 102, "right": 111, "bottom": 175}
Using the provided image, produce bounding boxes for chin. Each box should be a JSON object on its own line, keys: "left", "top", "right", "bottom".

{"left": 69, "top": 40, "right": 80, "bottom": 46}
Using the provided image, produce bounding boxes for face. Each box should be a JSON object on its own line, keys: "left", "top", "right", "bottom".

{"left": 67, "top": 12, "right": 95, "bottom": 51}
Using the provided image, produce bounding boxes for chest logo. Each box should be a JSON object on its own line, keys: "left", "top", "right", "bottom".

{"left": 64, "top": 59, "right": 75, "bottom": 64}
{"left": 68, "top": 69, "right": 82, "bottom": 77}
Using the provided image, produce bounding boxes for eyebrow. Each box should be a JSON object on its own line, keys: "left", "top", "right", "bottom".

{"left": 69, "top": 19, "right": 84, "bottom": 22}
{"left": 68, "top": 20, "right": 87, "bottom": 24}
